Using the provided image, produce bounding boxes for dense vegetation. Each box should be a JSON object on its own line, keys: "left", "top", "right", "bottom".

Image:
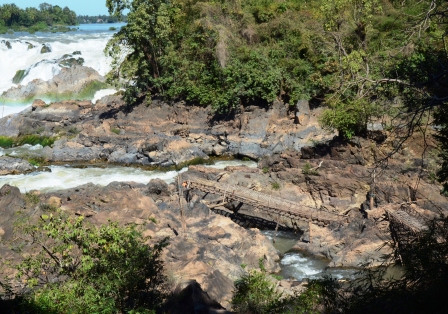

{"left": 0, "top": 3, "right": 77, "bottom": 34}
{"left": 105, "top": 0, "right": 448, "bottom": 187}
{"left": 104, "top": 1, "right": 439, "bottom": 124}
{"left": 0, "top": 208, "right": 168, "bottom": 314}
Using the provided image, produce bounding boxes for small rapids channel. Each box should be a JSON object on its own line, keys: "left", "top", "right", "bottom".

{"left": 0, "top": 145, "right": 357, "bottom": 280}
{"left": 262, "top": 231, "right": 358, "bottom": 281}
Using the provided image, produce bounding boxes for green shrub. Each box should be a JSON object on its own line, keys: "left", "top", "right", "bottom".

{"left": 232, "top": 260, "right": 327, "bottom": 314}
{"left": 13, "top": 210, "right": 169, "bottom": 313}
{"left": 24, "top": 192, "right": 40, "bottom": 205}
{"left": 0, "top": 136, "right": 14, "bottom": 148}
{"left": 271, "top": 181, "right": 281, "bottom": 190}
{"left": 231, "top": 261, "right": 286, "bottom": 314}
{"left": 15, "top": 135, "right": 55, "bottom": 147}
{"left": 111, "top": 127, "right": 120, "bottom": 135}
{"left": 302, "top": 162, "right": 319, "bottom": 176}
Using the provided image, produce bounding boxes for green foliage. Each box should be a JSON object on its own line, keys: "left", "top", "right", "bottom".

{"left": 15, "top": 135, "right": 55, "bottom": 147}
{"left": 271, "top": 181, "right": 280, "bottom": 190}
{"left": 77, "top": 14, "right": 128, "bottom": 24}
{"left": 0, "top": 3, "right": 77, "bottom": 33}
{"left": 319, "top": 99, "right": 384, "bottom": 139}
{"left": 77, "top": 80, "right": 108, "bottom": 99}
{"left": 302, "top": 162, "right": 319, "bottom": 176}
{"left": 12, "top": 209, "right": 169, "bottom": 313}
{"left": 27, "top": 157, "right": 45, "bottom": 167}
{"left": 231, "top": 260, "right": 287, "bottom": 314}
{"left": 110, "top": 127, "right": 120, "bottom": 135}
{"left": 24, "top": 192, "right": 40, "bottom": 205}
{"left": 0, "top": 136, "right": 14, "bottom": 148}
{"left": 232, "top": 260, "right": 327, "bottom": 314}
{"left": 104, "top": 0, "right": 334, "bottom": 111}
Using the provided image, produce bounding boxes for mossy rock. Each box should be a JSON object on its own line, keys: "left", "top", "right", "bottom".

{"left": 59, "top": 57, "right": 85, "bottom": 68}
{"left": 12, "top": 69, "right": 28, "bottom": 84}
{"left": 40, "top": 44, "right": 51, "bottom": 54}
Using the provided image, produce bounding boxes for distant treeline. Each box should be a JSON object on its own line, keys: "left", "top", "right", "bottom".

{"left": 77, "top": 15, "right": 128, "bottom": 24}
{"left": 0, "top": 3, "right": 77, "bottom": 28}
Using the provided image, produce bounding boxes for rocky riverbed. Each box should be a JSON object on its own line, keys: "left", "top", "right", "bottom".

{"left": 1, "top": 93, "right": 447, "bottom": 310}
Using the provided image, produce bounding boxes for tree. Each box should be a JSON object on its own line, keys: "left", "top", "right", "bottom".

{"left": 314, "top": 215, "right": 448, "bottom": 314}
{"left": 8, "top": 208, "right": 169, "bottom": 313}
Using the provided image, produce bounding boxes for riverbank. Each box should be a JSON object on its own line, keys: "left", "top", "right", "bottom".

{"left": 1, "top": 93, "right": 447, "bottom": 310}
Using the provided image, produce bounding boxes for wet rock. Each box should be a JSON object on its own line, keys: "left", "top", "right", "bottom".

{"left": 59, "top": 57, "right": 85, "bottom": 68}
{"left": 2, "top": 65, "right": 105, "bottom": 101}
{"left": 0, "top": 156, "right": 35, "bottom": 175}
{"left": 2, "top": 40, "right": 12, "bottom": 49}
{"left": 51, "top": 140, "right": 104, "bottom": 162}
{"left": 40, "top": 43, "right": 52, "bottom": 53}
{"left": 12, "top": 69, "right": 28, "bottom": 84}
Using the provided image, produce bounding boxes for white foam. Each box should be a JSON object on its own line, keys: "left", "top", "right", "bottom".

{"left": 281, "top": 253, "right": 322, "bottom": 277}
{"left": 208, "top": 160, "right": 257, "bottom": 169}
{"left": 0, "top": 160, "right": 257, "bottom": 193}
{"left": 0, "top": 166, "right": 174, "bottom": 193}
{"left": 0, "top": 35, "right": 113, "bottom": 94}
{"left": 92, "top": 89, "right": 117, "bottom": 103}
{"left": 0, "top": 104, "right": 32, "bottom": 118}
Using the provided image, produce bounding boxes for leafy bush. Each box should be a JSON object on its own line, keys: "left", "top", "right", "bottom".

{"left": 302, "top": 162, "right": 319, "bottom": 176}
{"left": 10, "top": 210, "right": 169, "bottom": 313}
{"left": 231, "top": 261, "right": 286, "bottom": 314}
{"left": 15, "top": 135, "right": 55, "bottom": 147}
{"left": 231, "top": 261, "right": 327, "bottom": 314}
{"left": 0, "top": 136, "right": 14, "bottom": 148}
{"left": 0, "top": 135, "right": 55, "bottom": 148}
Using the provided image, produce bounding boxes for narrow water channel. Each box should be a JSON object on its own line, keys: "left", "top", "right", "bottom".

{"left": 262, "top": 230, "right": 357, "bottom": 281}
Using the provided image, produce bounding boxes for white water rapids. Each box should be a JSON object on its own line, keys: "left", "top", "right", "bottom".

{"left": 0, "top": 160, "right": 256, "bottom": 193}
{"left": 0, "top": 23, "right": 123, "bottom": 117}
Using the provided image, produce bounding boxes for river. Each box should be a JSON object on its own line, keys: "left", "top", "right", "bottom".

{"left": 0, "top": 25, "right": 356, "bottom": 281}
{"left": 0, "top": 23, "right": 124, "bottom": 117}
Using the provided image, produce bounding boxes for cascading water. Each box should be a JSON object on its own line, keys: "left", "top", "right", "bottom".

{"left": 0, "top": 23, "right": 124, "bottom": 117}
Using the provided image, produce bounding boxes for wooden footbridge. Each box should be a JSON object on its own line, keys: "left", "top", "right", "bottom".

{"left": 385, "top": 207, "right": 427, "bottom": 235}
{"left": 182, "top": 176, "right": 349, "bottom": 226}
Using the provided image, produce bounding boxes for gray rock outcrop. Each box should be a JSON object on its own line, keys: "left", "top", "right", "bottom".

{"left": 1, "top": 65, "right": 105, "bottom": 101}
{"left": 0, "top": 156, "right": 35, "bottom": 175}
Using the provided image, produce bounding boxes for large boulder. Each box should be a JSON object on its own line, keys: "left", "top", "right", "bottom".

{"left": 0, "top": 156, "right": 35, "bottom": 175}
{"left": 0, "top": 184, "right": 25, "bottom": 241}
{"left": 1, "top": 65, "right": 105, "bottom": 101}
{"left": 40, "top": 43, "right": 51, "bottom": 54}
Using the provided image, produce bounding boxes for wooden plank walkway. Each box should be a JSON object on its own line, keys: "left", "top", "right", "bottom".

{"left": 184, "top": 176, "right": 348, "bottom": 226}
{"left": 385, "top": 208, "right": 427, "bottom": 234}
